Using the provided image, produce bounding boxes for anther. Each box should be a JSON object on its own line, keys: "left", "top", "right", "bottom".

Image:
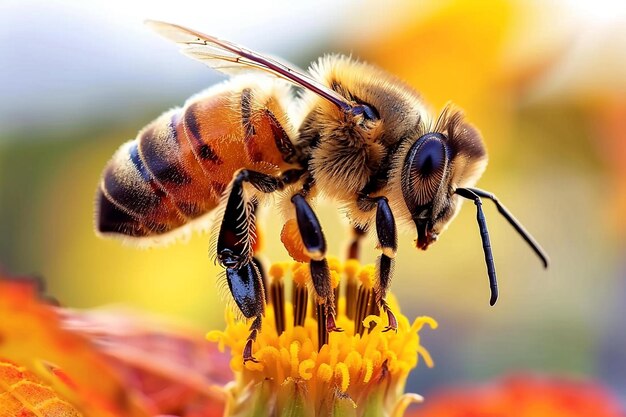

{"left": 354, "top": 288, "right": 374, "bottom": 336}
{"left": 268, "top": 264, "right": 286, "bottom": 335}
{"left": 292, "top": 263, "right": 309, "bottom": 327}
{"left": 354, "top": 265, "right": 376, "bottom": 336}
{"left": 343, "top": 259, "right": 360, "bottom": 319}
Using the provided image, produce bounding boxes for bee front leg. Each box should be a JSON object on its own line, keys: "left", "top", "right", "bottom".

{"left": 217, "top": 168, "right": 303, "bottom": 362}
{"left": 374, "top": 197, "right": 399, "bottom": 332}
{"left": 290, "top": 193, "right": 342, "bottom": 334}
{"left": 358, "top": 194, "right": 398, "bottom": 332}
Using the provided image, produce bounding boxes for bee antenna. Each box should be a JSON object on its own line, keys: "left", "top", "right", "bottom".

{"left": 464, "top": 187, "right": 550, "bottom": 269}
{"left": 455, "top": 188, "right": 498, "bottom": 306}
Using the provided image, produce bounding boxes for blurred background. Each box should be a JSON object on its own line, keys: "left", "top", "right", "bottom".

{"left": 1, "top": 0, "right": 625, "bottom": 406}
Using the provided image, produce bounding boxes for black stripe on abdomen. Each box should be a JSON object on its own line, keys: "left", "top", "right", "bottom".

{"left": 183, "top": 103, "right": 223, "bottom": 164}
{"left": 139, "top": 122, "right": 193, "bottom": 186}
{"left": 98, "top": 141, "right": 177, "bottom": 236}
{"left": 96, "top": 188, "right": 149, "bottom": 237}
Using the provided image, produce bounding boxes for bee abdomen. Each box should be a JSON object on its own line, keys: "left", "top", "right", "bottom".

{"left": 97, "top": 138, "right": 187, "bottom": 237}
{"left": 97, "top": 80, "right": 297, "bottom": 240}
{"left": 138, "top": 109, "right": 218, "bottom": 219}
{"left": 97, "top": 188, "right": 148, "bottom": 237}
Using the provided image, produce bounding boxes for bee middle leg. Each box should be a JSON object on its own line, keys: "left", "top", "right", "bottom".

{"left": 357, "top": 194, "right": 398, "bottom": 332}
{"left": 217, "top": 168, "right": 303, "bottom": 362}
{"left": 290, "top": 192, "right": 343, "bottom": 334}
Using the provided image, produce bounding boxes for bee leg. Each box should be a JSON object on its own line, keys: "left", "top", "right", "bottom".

{"left": 377, "top": 254, "right": 398, "bottom": 333}
{"left": 217, "top": 168, "right": 304, "bottom": 269}
{"left": 357, "top": 194, "right": 398, "bottom": 332}
{"left": 251, "top": 256, "right": 268, "bottom": 303}
{"left": 225, "top": 262, "right": 264, "bottom": 363}
{"left": 373, "top": 197, "right": 398, "bottom": 332}
{"left": 217, "top": 169, "right": 304, "bottom": 362}
{"left": 249, "top": 201, "right": 269, "bottom": 302}
{"left": 291, "top": 193, "right": 342, "bottom": 334}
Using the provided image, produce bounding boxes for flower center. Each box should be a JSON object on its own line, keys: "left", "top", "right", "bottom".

{"left": 207, "top": 258, "right": 437, "bottom": 416}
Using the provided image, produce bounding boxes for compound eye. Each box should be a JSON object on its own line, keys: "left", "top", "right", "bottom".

{"left": 407, "top": 136, "right": 448, "bottom": 206}
{"left": 414, "top": 139, "right": 445, "bottom": 177}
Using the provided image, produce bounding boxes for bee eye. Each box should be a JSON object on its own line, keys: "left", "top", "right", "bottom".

{"left": 403, "top": 133, "right": 449, "bottom": 207}
{"left": 414, "top": 139, "right": 445, "bottom": 177}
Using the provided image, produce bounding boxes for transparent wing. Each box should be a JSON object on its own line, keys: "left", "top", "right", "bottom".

{"left": 145, "top": 20, "right": 352, "bottom": 112}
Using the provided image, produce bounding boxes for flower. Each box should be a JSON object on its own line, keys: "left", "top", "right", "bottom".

{"left": 0, "top": 357, "right": 82, "bottom": 417}
{"left": 0, "top": 260, "right": 436, "bottom": 417}
{"left": 410, "top": 374, "right": 625, "bottom": 417}
{"left": 207, "top": 259, "right": 437, "bottom": 417}
{"left": 0, "top": 271, "right": 230, "bottom": 417}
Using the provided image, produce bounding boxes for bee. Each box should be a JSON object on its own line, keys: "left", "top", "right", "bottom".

{"left": 96, "top": 21, "right": 549, "bottom": 362}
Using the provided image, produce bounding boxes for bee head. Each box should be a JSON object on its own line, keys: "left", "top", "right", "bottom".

{"left": 400, "top": 107, "right": 488, "bottom": 250}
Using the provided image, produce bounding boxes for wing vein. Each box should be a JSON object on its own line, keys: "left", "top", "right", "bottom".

{"left": 145, "top": 20, "right": 352, "bottom": 111}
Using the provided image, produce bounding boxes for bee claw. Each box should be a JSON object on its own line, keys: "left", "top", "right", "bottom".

{"left": 382, "top": 325, "right": 398, "bottom": 333}
{"left": 383, "top": 305, "right": 398, "bottom": 333}
{"left": 244, "top": 355, "right": 259, "bottom": 364}
{"left": 326, "top": 311, "right": 343, "bottom": 333}
{"left": 243, "top": 338, "right": 258, "bottom": 363}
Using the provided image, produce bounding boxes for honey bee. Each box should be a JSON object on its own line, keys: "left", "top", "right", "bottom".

{"left": 96, "top": 21, "right": 549, "bottom": 362}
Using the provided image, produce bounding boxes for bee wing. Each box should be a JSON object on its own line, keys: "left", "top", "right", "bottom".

{"left": 146, "top": 20, "right": 352, "bottom": 112}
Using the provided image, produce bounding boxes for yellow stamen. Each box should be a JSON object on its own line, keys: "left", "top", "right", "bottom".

{"left": 208, "top": 258, "right": 437, "bottom": 416}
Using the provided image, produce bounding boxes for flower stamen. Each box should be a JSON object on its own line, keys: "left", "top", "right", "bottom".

{"left": 208, "top": 258, "right": 437, "bottom": 416}
{"left": 268, "top": 263, "right": 286, "bottom": 335}
{"left": 292, "top": 264, "right": 309, "bottom": 327}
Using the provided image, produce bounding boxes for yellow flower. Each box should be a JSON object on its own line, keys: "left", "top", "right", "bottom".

{"left": 207, "top": 259, "right": 437, "bottom": 417}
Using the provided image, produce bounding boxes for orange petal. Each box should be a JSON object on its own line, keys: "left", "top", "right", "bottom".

{"left": 0, "top": 358, "right": 83, "bottom": 417}
{"left": 0, "top": 274, "right": 152, "bottom": 417}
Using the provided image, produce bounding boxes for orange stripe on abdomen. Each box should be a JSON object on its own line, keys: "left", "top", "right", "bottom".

{"left": 183, "top": 93, "right": 251, "bottom": 186}
{"left": 97, "top": 84, "right": 295, "bottom": 239}
{"left": 138, "top": 109, "right": 219, "bottom": 219}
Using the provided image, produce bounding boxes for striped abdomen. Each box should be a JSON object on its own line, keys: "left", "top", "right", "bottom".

{"left": 96, "top": 80, "right": 296, "bottom": 240}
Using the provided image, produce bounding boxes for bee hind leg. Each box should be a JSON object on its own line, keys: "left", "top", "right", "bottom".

{"left": 217, "top": 169, "right": 304, "bottom": 361}
{"left": 217, "top": 168, "right": 304, "bottom": 268}
{"left": 225, "top": 262, "right": 264, "bottom": 363}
